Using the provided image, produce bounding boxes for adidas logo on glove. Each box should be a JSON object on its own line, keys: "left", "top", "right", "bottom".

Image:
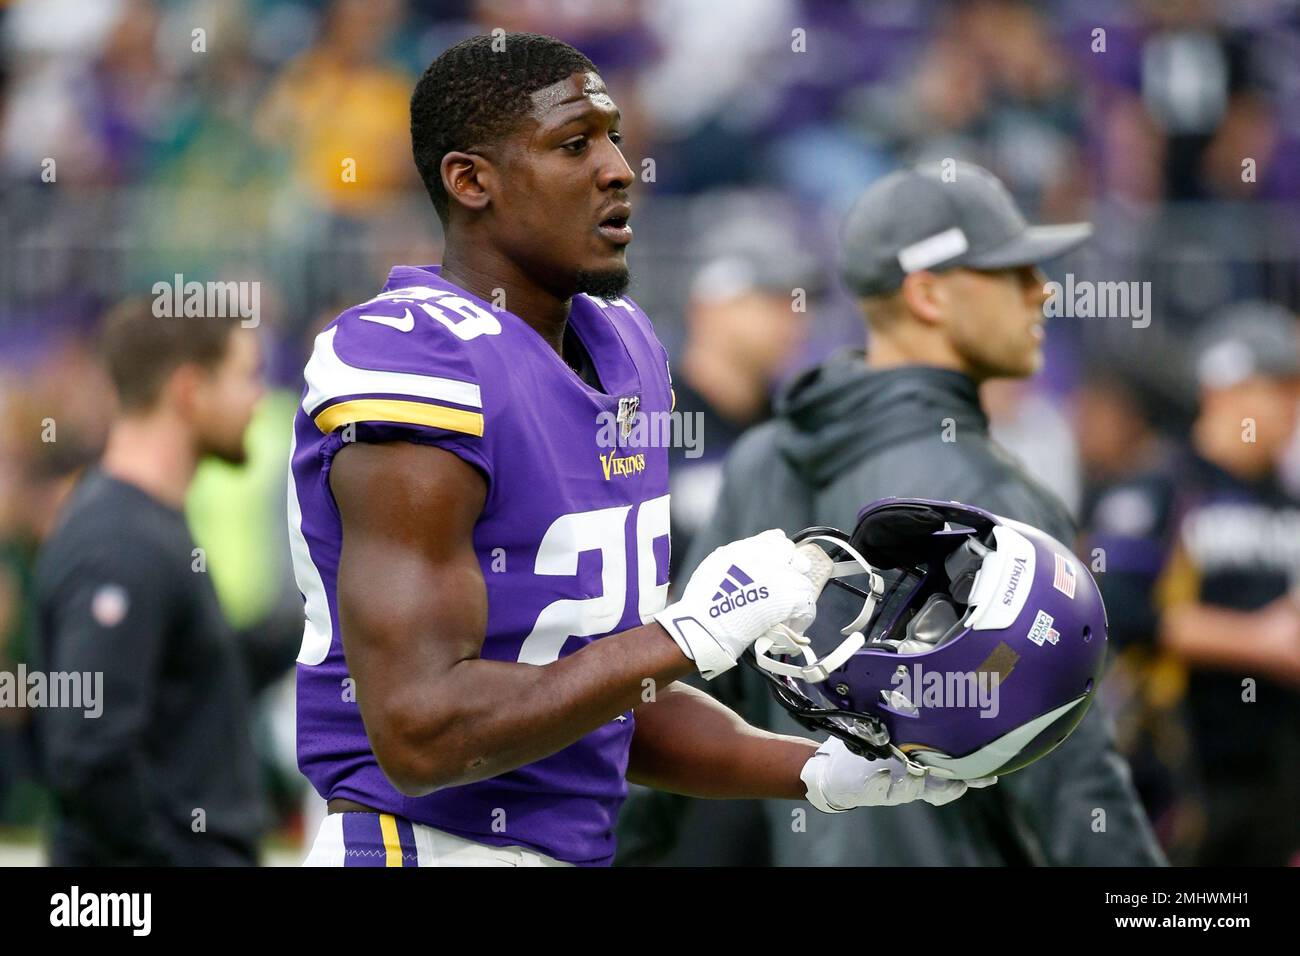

{"left": 654, "top": 528, "right": 814, "bottom": 681}
{"left": 709, "top": 565, "right": 770, "bottom": 617}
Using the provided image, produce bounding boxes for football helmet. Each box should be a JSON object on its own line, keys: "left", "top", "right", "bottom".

{"left": 749, "top": 498, "right": 1107, "bottom": 780}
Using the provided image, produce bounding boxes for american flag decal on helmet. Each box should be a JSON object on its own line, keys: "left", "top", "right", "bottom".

{"left": 1053, "top": 553, "right": 1077, "bottom": 599}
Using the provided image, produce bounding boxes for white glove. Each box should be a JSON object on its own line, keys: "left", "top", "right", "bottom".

{"left": 800, "top": 737, "right": 998, "bottom": 812}
{"left": 655, "top": 529, "right": 817, "bottom": 679}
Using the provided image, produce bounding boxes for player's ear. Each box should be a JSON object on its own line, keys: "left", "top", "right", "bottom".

{"left": 899, "top": 270, "right": 945, "bottom": 327}
{"left": 441, "top": 151, "right": 492, "bottom": 215}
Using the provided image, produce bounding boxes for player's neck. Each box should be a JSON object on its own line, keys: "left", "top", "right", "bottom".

{"left": 101, "top": 412, "right": 200, "bottom": 511}
{"left": 440, "top": 248, "right": 571, "bottom": 356}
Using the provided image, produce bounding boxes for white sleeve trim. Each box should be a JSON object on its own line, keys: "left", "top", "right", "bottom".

{"left": 302, "top": 326, "right": 482, "bottom": 415}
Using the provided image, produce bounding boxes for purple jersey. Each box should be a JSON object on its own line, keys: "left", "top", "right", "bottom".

{"left": 287, "top": 265, "right": 672, "bottom": 865}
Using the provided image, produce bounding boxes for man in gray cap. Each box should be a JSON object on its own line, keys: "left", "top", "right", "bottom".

{"left": 680, "top": 160, "right": 1165, "bottom": 864}
{"left": 1155, "top": 301, "right": 1300, "bottom": 865}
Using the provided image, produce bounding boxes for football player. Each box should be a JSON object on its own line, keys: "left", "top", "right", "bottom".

{"left": 289, "top": 32, "right": 982, "bottom": 867}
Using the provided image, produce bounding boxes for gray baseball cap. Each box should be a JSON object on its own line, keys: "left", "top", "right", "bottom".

{"left": 1195, "top": 301, "right": 1300, "bottom": 389}
{"left": 838, "top": 161, "right": 1093, "bottom": 296}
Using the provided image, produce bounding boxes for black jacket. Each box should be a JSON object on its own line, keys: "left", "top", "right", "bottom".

{"left": 670, "top": 354, "right": 1165, "bottom": 865}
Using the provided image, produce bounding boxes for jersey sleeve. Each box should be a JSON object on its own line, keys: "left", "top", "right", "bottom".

{"left": 300, "top": 299, "right": 494, "bottom": 482}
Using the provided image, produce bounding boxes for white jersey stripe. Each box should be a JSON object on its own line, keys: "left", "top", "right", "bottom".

{"left": 302, "top": 326, "right": 482, "bottom": 415}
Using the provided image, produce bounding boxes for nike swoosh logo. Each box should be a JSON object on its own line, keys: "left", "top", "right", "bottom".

{"left": 358, "top": 308, "right": 414, "bottom": 332}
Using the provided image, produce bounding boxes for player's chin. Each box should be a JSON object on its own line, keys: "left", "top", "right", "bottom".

{"left": 574, "top": 261, "right": 631, "bottom": 300}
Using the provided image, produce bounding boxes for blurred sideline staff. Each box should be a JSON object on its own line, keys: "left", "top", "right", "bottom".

{"left": 679, "top": 161, "right": 1165, "bottom": 865}
{"left": 619, "top": 221, "right": 819, "bottom": 866}
{"left": 666, "top": 220, "right": 821, "bottom": 581}
{"left": 1154, "top": 302, "right": 1300, "bottom": 866}
{"left": 32, "top": 299, "right": 297, "bottom": 865}
{"left": 1073, "top": 374, "right": 1192, "bottom": 856}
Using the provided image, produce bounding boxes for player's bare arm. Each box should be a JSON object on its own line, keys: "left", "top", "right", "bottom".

{"left": 331, "top": 440, "right": 695, "bottom": 796}
{"left": 627, "top": 682, "right": 815, "bottom": 800}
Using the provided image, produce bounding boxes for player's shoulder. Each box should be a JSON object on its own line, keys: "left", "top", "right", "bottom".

{"left": 328, "top": 271, "right": 506, "bottom": 359}
{"left": 301, "top": 270, "right": 501, "bottom": 430}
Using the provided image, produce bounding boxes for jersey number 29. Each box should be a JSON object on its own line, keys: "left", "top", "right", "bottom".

{"left": 517, "top": 495, "right": 670, "bottom": 665}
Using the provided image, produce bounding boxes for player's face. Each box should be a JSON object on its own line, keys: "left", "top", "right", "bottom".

{"left": 191, "top": 329, "right": 264, "bottom": 465}
{"left": 490, "top": 72, "right": 634, "bottom": 299}
{"left": 944, "top": 265, "right": 1049, "bottom": 380}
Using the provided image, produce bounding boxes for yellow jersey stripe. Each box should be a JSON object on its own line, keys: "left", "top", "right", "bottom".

{"left": 314, "top": 399, "right": 484, "bottom": 437}
{"left": 303, "top": 326, "right": 482, "bottom": 412}
{"left": 379, "top": 813, "right": 403, "bottom": 867}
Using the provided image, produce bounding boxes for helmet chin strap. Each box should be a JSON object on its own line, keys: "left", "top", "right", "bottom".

{"left": 751, "top": 534, "right": 883, "bottom": 684}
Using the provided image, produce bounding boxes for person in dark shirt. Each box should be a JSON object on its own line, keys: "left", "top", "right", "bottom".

{"left": 33, "top": 297, "right": 292, "bottom": 865}
{"left": 1154, "top": 302, "right": 1300, "bottom": 866}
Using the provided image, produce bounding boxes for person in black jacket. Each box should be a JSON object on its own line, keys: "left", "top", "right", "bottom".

{"left": 33, "top": 298, "right": 297, "bottom": 865}
{"left": 1154, "top": 303, "right": 1300, "bottom": 865}
{"left": 674, "top": 161, "right": 1165, "bottom": 865}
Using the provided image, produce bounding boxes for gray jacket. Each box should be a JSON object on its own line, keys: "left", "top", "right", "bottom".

{"left": 659, "top": 353, "right": 1165, "bottom": 866}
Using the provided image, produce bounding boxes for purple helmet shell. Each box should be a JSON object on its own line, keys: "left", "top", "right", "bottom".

{"left": 752, "top": 498, "right": 1108, "bottom": 779}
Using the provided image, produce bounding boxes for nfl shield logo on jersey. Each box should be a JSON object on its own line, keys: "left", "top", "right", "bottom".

{"left": 616, "top": 395, "right": 640, "bottom": 445}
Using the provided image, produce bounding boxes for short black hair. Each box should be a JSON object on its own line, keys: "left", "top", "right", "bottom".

{"left": 411, "top": 32, "right": 597, "bottom": 224}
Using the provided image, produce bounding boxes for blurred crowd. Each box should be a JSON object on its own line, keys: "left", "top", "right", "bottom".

{"left": 2, "top": 0, "right": 1300, "bottom": 864}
